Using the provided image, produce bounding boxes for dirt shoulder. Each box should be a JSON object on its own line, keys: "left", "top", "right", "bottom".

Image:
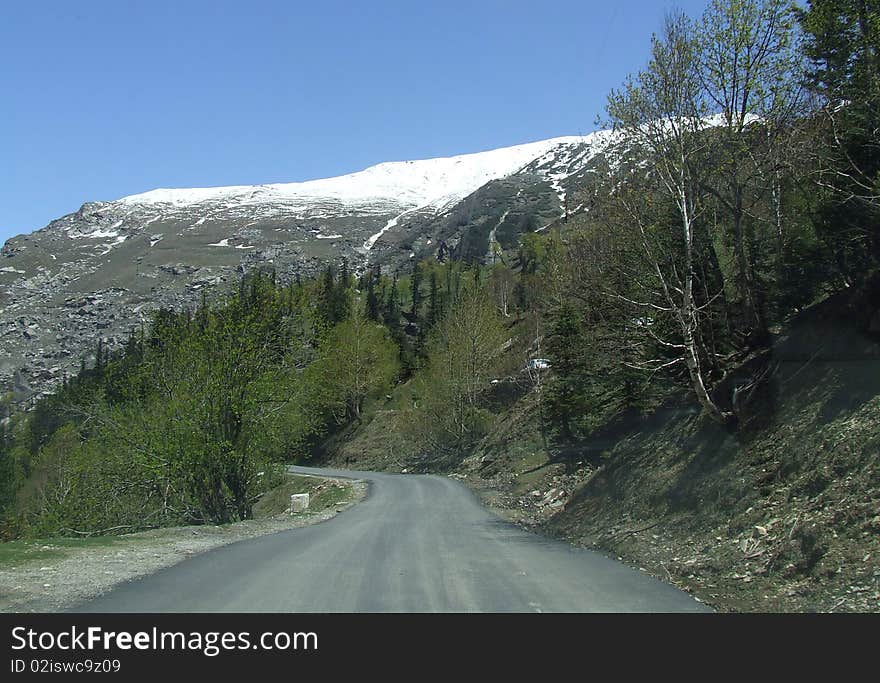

{"left": 0, "top": 474, "right": 367, "bottom": 613}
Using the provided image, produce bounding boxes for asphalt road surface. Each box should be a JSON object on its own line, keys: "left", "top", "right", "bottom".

{"left": 76, "top": 466, "right": 708, "bottom": 612}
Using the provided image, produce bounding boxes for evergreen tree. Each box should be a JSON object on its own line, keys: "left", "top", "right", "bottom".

{"left": 384, "top": 276, "right": 400, "bottom": 330}
{"left": 427, "top": 269, "right": 440, "bottom": 328}
{"left": 339, "top": 258, "right": 350, "bottom": 290}
{"left": 365, "top": 274, "right": 381, "bottom": 322}
{"left": 318, "top": 264, "right": 349, "bottom": 325}
{"left": 410, "top": 261, "right": 424, "bottom": 319}
{"left": 543, "top": 302, "right": 586, "bottom": 440}
{"left": 799, "top": 0, "right": 880, "bottom": 278}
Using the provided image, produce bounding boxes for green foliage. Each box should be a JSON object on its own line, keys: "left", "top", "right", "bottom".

{"left": 2, "top": 267, "right": 400, "bottom": 536}
{"left": 404, "top": 277, "right": 509, "bottom": 463}
{"left": 0, "top": 411, "right": 16, "bottom": 524}
{"left": 799, "top": 0, "right": 880, "bottom": 279}
{"left": 318, "top": 263, "right": 351, "bottom": 325}
{"left": 543, "top": 302, "right": 590, "bottom": 438}
{"left": 427, "top": 269, "right": 441, "bottom": 327}
{"left": 365, "top": 268, "right": 381, "bottom": 322}
{"left": 311, "top": 306, "right": 400, "bottom": 423}
{"left": 410, "top": 260, "right": 424, "bottom": 319}
{"left": 799, "top": 0, "right": 880, "bottom": 98}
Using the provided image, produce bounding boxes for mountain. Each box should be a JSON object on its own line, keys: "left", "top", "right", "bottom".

{"left": 0, "top": 131, "right": 618, "bottom": 399}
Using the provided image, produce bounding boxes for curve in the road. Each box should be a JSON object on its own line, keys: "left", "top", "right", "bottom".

{"left": 74, "top": 466, "right": 709, "bottom": 613}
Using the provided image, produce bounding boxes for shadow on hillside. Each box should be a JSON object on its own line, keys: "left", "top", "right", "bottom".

{"left": 558, "top": 284, "right": 880, "bottom": 519}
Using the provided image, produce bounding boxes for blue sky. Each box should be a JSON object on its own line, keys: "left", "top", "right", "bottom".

{"left": 1, "top": 0, "right": 708, "bottom": 241}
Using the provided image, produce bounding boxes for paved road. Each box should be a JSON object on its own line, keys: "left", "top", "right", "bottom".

{"left": 76, "top": 466, "right": 708, "bottom": 612}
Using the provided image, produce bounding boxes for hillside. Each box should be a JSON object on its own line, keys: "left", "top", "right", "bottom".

{"left": 324, "top": 283, "right": 880, "bottom": 612}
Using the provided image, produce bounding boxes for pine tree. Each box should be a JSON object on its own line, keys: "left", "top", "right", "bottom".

{"left": 322, "top": 264, "right": 334, "bottom": 298}
{"left": 410, "top": 261, "right": 423, "bottom": 319}
{"left": 339, "top": 258, "right": 349, "bottom": 290}
{"left": 799, "top": 0, "right": 880, "bottom": 276}
{"left": 316, "top": 263, "right": 351, "bottom": 325}
{"left": 543, "top": 302, "right": 585, "bottom": 440}
{"left": 384, "top": 276, "right": 400, "bottom": 329}
{"left": 366, "top": 274, "right": 381, "bottom": 321}
{"left": 427, "top": 269, "right": 440, "bottom": 327}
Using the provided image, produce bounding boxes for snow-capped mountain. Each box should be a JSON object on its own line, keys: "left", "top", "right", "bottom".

{"left": 121, "top": 136, "right": 584, "bottom": 214}
{"left": 0, "top": 131, "right": 618, "bottom": 398}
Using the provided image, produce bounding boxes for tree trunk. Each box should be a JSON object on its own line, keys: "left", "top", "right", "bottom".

{"left": 681, "top": 188, "right": 734, "bottom": 426}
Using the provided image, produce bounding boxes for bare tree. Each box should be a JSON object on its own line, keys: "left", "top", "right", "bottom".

{"left": 605, "top": 11, "right": 735, "bottom": 424}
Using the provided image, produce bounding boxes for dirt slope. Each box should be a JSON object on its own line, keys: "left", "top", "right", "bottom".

{"left": 462, "top": 289, "right": 880, "bottom": 612}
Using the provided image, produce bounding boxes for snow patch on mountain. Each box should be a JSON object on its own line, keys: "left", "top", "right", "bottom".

{"left": 98, "top": 235, "right": 127, "bottom": 255}
{"left": 70, "top": 228, "right": 120, "bottom": 240}
{"left": 548, "top": 173, "right": 568, "bottom": 217}
{"left": 115, "top": 135, "right": 603, "bottom": 217}
{"left": 363, "top": 205, "right": 429, "bottom": 251}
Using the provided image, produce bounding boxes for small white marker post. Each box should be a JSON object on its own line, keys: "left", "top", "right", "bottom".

{"left": 289, "top": 493, "right": 310, "bottom": 513}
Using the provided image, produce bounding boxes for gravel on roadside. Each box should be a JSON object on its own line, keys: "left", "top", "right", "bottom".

{"left": 0, "top": 478, "right": 367, "bottom": 612}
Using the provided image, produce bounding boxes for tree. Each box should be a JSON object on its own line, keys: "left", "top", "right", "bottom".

{"left": 799, "top": 0, "right": 880, "bottom": 100}
{"left": 606, "top": 11, "right": 735, "bottom": 424}
{"left": 410, "top": 261, "right": 424, "bottom": 319}
{"left": 316, "top": 307, "right": 400, "bottom": 423}
{"left": 488, "top": 263, "right": 516, "bottom": 317}
{"left": 515, "top": 232, "right": 550, "bottom": 310}
{"left": 339, "top": 257, "right": 350, "bottom": 290}
{"left": 540, "top": 215, "right": 662, "bottom": 437}
{"left": 799, "top": 0, "right": 880, "bottom": 276}
{"left": 384, "top": 276, "right": 400, "bottom": 328}
{"left": 365, "top": 273, "right": 381, "bottom": 322}
{"left": 543, "top": 302, "right": 586, "bottom": 439}
{"left": 698, "top": 0, "right": 807, "bottom": 344}
{"left": 427, "top": 269, "right": 441, "bottom": 328}
{"left": 410, "top": 282, "right": 508, "bottom": 457}
{"left": 318, "top": 264, "right": 349, "bottom": 325}
{"left": 0, "top": 408, "right": 16, "bottom": 520}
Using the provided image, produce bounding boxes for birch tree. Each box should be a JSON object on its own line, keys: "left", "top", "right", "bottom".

{"left": 606, "top": 11, "right": 735, "bottom": 424}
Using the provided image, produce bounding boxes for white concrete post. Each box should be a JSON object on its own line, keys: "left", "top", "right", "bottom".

{"left": 289, "top": 493, "right": 310, "bottom": 513}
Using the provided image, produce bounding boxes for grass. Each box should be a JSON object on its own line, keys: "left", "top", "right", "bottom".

{"left": 0, "top": 536, "right": 137, "bottom": 569}
{"left": 253, "top": 474, "right": 353, "bottom": 518}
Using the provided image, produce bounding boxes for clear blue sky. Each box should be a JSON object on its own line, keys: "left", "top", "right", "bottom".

{"left": 1, "top": 0, "right": 708, "bottom": 241}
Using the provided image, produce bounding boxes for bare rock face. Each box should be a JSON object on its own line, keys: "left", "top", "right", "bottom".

{"left": 0, "top": 133, "right": 619, "bottom": 399}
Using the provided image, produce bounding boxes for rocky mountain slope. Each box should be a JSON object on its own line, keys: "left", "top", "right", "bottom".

{"left": 0, "top": 132, "right": 617, "bottom": 400}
